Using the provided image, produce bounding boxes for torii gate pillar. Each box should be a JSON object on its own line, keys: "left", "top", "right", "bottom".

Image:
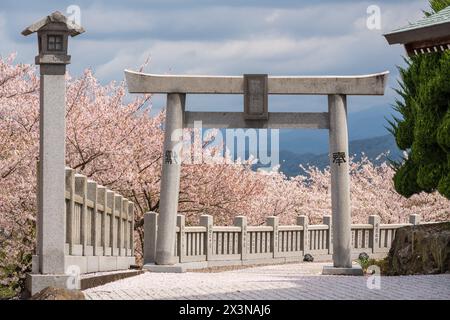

{"left": 156, "top": 93, "right": 185, "bottom": 265}
{"left": 327, "top": 95, "right": 352, "bottom": 269}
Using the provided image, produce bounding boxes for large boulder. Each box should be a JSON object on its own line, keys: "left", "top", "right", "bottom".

{"left": 386, "top": 222, "right": 450, "bottom": 275}
{"left": 30, "top": 287, "right": 85, "bottom": 300}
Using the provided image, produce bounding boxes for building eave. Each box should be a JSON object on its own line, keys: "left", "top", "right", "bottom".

{"left": 384, "top": 21, "right": 450, "bottom": 45}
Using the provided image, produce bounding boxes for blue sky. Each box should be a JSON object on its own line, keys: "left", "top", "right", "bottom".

{"left": 0, "top": 0, "right": 429, "bottom": 113}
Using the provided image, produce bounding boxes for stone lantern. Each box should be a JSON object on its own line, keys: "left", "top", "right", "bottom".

{"left": 22, "top": 12, "right": 84, "bottom": 294}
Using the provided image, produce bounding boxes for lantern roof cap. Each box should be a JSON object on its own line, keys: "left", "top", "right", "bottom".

{"left": 22, "top": 11, "right": 85, "bottom": 37}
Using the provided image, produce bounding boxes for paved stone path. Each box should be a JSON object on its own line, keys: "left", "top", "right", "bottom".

{"left": 84, "top": 263, "right": 450, "bottom": 300}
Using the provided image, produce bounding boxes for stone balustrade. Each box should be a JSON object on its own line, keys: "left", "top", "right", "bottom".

{"left": 32, "top": 168, "right": 136, "bottom": 275}
{"left": 144, "top": 212, "right": 425, "bottom": 267}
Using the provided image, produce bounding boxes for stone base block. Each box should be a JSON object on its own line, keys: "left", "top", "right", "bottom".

{"left": 117, "top": 256, "right": 135, "bottom": 270}
{"left": 207, "top": 260, "right": 243, "bottom": 268}
{"left": 143, "top": 263, "right": 187, "bottom": 273}
{"left": 26, "top": 274, "right": 75, "bottom": 296}
{"left": 64, "top": 255, "right": 136, "bottom": 273}
{"left": 322, "top": 265, "right": 364, "bottom": 276}
{"left": 98, "top": 256, "right": 117, "bottom": 271}
{"left": 31, "top": 255, "right": 40, "bottom": 274}
{"left": 307, "top": 254, "right": 333, "bottom": 262}
{"left": 243, "top": 257, "right": 286, "bottom": 265}
{"left": 80, "top": 270, "right": 144, "bottom": 290}
{"left": 182, "top": 261, "right": 209, "bottom": 270}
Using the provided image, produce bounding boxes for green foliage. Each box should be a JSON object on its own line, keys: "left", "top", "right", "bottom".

{"left": 389, "top": 2, "right": 450, "bottom": 200}
{"left": 0, "top": 223, "right": 34, "bottom": 299}
{"left": 438, "top": 171, "right": 450, "bottom": 198}
{"left": 427, "top": 0, "right": 450, "bottom": 14}
{"left": 394, "top": 119, "right": 414, "bottom": 150}
{"left": 357, "top": 257, "right": 388, "bottom": 275}
{"left": 417, "top": 162, "right": 445, "bottom": 191}
{"left": 0, "top": 287, "right": 16, "bottom": 300}
{"left": 437, "top": 110, "right": 450, "bottom": 152}
{"left": 393, "top": 158, "right": 421, "bottom": 198}
{"left": 0, "top": 245, "right": 32, "bottom": 299}
{"left": 357, "top": 255, "right": 370, "bottom": 271}
{"left": 369, "top": 258, "right": 389, "bottom": 275}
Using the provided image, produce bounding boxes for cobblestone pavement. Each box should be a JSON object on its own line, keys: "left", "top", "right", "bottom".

{"left": 84, "top": 263, "right": 450, "bottom": 300}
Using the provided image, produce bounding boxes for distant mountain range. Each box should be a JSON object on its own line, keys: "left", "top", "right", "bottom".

{"left": 223, "top": 104, "right": 404, "bottom": 176}
{"left": 254, "top": 104, "right": 404, "bottom": 176}
{"left": 278, "top": 104, "right": 400, "bottom": 154}
{"left": 276, "top": 134, "right": 403, "bottom": 177}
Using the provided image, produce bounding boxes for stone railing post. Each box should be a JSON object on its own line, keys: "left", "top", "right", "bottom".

{"left": 87, "top": 180, "right": 98, "bottom": 256}
{"left": 177, "top": 214, "right": 186, "bottom": 263}
{"left": 200, "top": 215, "right": 213, "bottom": 261}
{"left": 297, "top": 215, "right": 309, "bottom": 254}
{"left": 97, "top": 186, "right": 107, "bottom": 256}
{"left": 128, "top": 202, "right": 135, "bottom": 256}
{"left": 266, "top": 216, "right": 279, "bottom": 258}
{"left": 368, "top": 215, "right": 381, "bottom": 254}
{"left": 120, "top": 198, "right": 128, "bottom": 256}
{"left": 323, "top": 215, "right": 333, "bottom": 255}
{"left": 66, "top": 169, "right": 76, "bottom": 255}
{"left": 234, "top": 216, "right": 248, "bottom": 261}
{"left": 144, "top": 212, "right": 158, "bottom": 264}
{"left": 114, "top": 195, "right": 123, "bottom": 256}
{"left": 106, "top": 191, "right": 115, "bottom": 256}
{"left": 75, "top": 174, "right": 88, "bottom": 256}
{"left": 409, "top": 214, "right": 421, "bottom": 225}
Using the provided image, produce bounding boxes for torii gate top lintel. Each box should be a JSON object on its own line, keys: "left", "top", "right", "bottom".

{"left": 125, "top": 70, "right": 389, "bottom": 130}
{"left": 124, "top": 69, "right": 389, "bottom": 95}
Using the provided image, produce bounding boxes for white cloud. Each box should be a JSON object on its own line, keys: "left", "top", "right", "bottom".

{"left": 0, "top": 0, "right": 431, "bottom": 112}
{"left": 265, "top": 10, "right": 282, "bottom": 24}
{"left": 73, "top": 0, "right": 426, "bottom": 80}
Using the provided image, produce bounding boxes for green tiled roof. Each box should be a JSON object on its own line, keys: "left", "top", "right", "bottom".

{"left": 390, "top": 5, "right": 450, "bottom": 33}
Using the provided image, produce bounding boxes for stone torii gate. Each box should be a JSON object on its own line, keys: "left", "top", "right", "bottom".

{"left": 125, "top": 70, "right": 389, "bottom": 275}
